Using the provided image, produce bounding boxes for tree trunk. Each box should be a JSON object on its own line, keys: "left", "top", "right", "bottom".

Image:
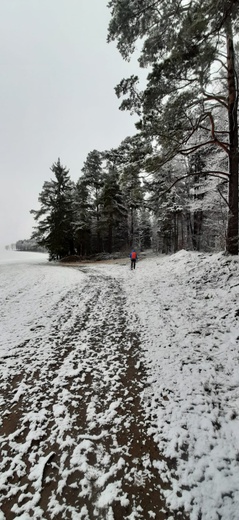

{"left": 96, "top": 202, "right": 101, "bottom": 254}
{"left": 186, "top": 212, "right": 192, "bottom": 249}
{"left": 181, "top": 212, "right": 184, "bottom": 249}
{"left": 108, "top": 222, "right": 113, "bottom": 254}
{"left": 226, "top": 24, "right": 238, "bottom": 255}
{"left": 130, "top": 206, "right": 134, "bottom": 247}
{"left": 192, "top": 210, "right": 203, "bottom": 251}
{"left": 173, "top": 212, "right": 178, "bottom": 253}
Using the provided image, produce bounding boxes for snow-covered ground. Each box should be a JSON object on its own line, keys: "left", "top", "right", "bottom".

{"left": 0, "top": 250, "right": 239, "bottom": 520}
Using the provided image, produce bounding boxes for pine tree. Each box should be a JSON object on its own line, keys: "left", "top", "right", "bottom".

{"left": 138, "top": 207, "right": 152, "bottom": 250}
{"left": 31, "top": 159, "right": 75, "bottom": 259}
{"left": 100, "top": 165, "right": 128, "bottom": 253}
{"left": 186, "top": 146, "right": 228, "bottom": 251}
{"left": 108, "top": 0, "right": 239, "bottom": 254}
{"left": 72, "top": 178, "right": 92, "bottom": 256}
{"left": 81, "top": 150, "right": 104, "bottom": 253}
{"left": 104, "top": 135, "right": 150, "bottom": 248}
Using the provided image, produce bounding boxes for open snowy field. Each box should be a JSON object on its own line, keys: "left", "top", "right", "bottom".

{"left": 0, "top": 250, "right": 239, "bottom": 520}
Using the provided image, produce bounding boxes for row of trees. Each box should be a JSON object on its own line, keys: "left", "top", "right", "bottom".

{"left": 5, "top": 244, "right": 16, "bottom": 251}
{"left": 32, "top": 1, "right": 239, "bottom": 257}
{"left": 31, "top": 137, "right": 227, "bottom": 259}
{"left": 31, "top": 152, "right": 151, "bottom": 259}
{"left": 15, "top": 239, "right": 46, "bottom": 252}
{"left": 5, "top": 240, "right": 46, "bottom": 252}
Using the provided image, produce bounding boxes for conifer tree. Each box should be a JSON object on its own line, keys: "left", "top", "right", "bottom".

{"left": 104, "top": 135, "right": 150, "bottom": 247}
{"left": 108, "top": 0, "right": 239, "bottom": 254}
{"left": 31, "top": 159, "right": 75, "bottom": 259}
{"left": 81, "top": 150, "right": 104, "bottom": 253}
{"left": 101, "top": 165, "right": 128, "bottom": 253}
{"left": 138, "top": 207, "right": 152, "bottom": 250}
{"left": 72, "top": 178, "right": 92, "bottom": 256}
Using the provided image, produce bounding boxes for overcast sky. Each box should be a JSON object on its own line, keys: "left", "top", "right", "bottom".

{"left": 0, "top": 0, "right": 141, "bottom": 247}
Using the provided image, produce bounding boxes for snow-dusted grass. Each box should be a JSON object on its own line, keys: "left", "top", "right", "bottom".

{"left": 116, "top": 251, "right": 239, "bottom": 520}
{"left": 0, "top": 250, "right": 239, "bottom": 519}
{"left": 0, "top": 252, "right": 87, "bottom": 361}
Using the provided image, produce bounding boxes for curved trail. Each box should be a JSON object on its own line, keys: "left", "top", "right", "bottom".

{"left": 0, "top": 268, "right": 185, "bottom": 520}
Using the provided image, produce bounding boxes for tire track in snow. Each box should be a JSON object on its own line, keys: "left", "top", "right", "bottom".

{"left": 0, "top": 269, "right": 187, "bottom": 520}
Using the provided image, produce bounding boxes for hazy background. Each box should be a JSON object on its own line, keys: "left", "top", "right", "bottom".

{"left": 0, "top": 0, "right": 140, "bottom": 247}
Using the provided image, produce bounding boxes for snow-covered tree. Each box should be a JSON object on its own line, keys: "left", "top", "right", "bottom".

{"left": 31, "top": 159, "right": 75, "bottom": 259}
{"left": 100, "top": 164, "right": 128, "bottom": 253}
{"left": 81, "top": 150, "right": 104, "bottom": 253}
{"left": 104, "top": 135, "right": 151, "bottom": 248}
{"left": 138, "top": 207, "right": 152, "bottom": 251}
{"left": 108, "top": 0, "right": 239, "bottom": 254}
{"left": 72, "top": 178, "right": 92, "bottom": 256}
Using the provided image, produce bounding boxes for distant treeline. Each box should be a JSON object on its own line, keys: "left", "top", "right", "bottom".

{"left": 5, "top": 239, "right": 46, "bottom": 252}
{"left": 5, "top": 244, "right": 16, "bottom": 251}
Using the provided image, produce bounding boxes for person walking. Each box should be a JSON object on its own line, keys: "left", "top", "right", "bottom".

{"left": 130, "top": 250, "right": 137, "bottom": 270}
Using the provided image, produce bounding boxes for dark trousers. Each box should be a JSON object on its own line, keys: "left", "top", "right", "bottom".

{"left": 131, "top": 259, "right": 136, "bottom": 269}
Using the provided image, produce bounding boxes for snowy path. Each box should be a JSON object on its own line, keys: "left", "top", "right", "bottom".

{"left": 1, "top": 251, "right": 239, "bottom": 520}
{"left": 0, "top": 262, "right": 183, "bottom": 520}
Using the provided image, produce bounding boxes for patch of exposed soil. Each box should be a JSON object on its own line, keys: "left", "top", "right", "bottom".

{"left": 0, "top": 271, "right": 188, "bottom": 519}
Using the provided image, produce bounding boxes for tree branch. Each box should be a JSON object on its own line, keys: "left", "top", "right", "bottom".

{"left": 217, "top": 185, "right": 230, "bottom": 208}
{"left": 202, "top": 91, "right": 228, "bottom": 109}
{"left": 214, "top": 57, "right": 229, "bottom": 71}
{"left": 183, "top": 112, "right": 230, "bottom": 154}
{"left": 179, "top": 140, "right": 228, "bottom": 155}
{"left": 162, "top": 170, "right": 229, "bottom": 195}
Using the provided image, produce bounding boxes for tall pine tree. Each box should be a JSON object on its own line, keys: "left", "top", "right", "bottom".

{"left": 31, "top": 159, "right": 75, "bottom": 259}
{"left": 81, "top": 150, "right": 104, "bottom": 253}
{"left": 100, "top": 165, "right": 128, "bottom": 253}
{"left": 108, "top": 0, "right": 239, "bottom": 254}
{"left": 72, "top": 178, "right": 92, "bottom": 256}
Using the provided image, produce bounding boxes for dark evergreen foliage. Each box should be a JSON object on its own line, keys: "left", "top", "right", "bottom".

{"left": 108, "top": 0, "right": 239, "bottom": 254}
{"left": 31, "top": 159, "right": 75, "bottom": 260}
{"left": 81, "top": 150, "right": 104, "bottom": 253}
{"left": 72, "top": 178, "right": 92, "bottom": 256}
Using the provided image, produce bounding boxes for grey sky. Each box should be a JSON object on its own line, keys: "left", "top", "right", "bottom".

{"left": 0, "top": 0, "right": 139, "bottom": 247}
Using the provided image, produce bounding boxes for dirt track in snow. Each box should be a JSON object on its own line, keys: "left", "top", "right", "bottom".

{"left": 0, "top": 267, "right": 187, "bottom": 519}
